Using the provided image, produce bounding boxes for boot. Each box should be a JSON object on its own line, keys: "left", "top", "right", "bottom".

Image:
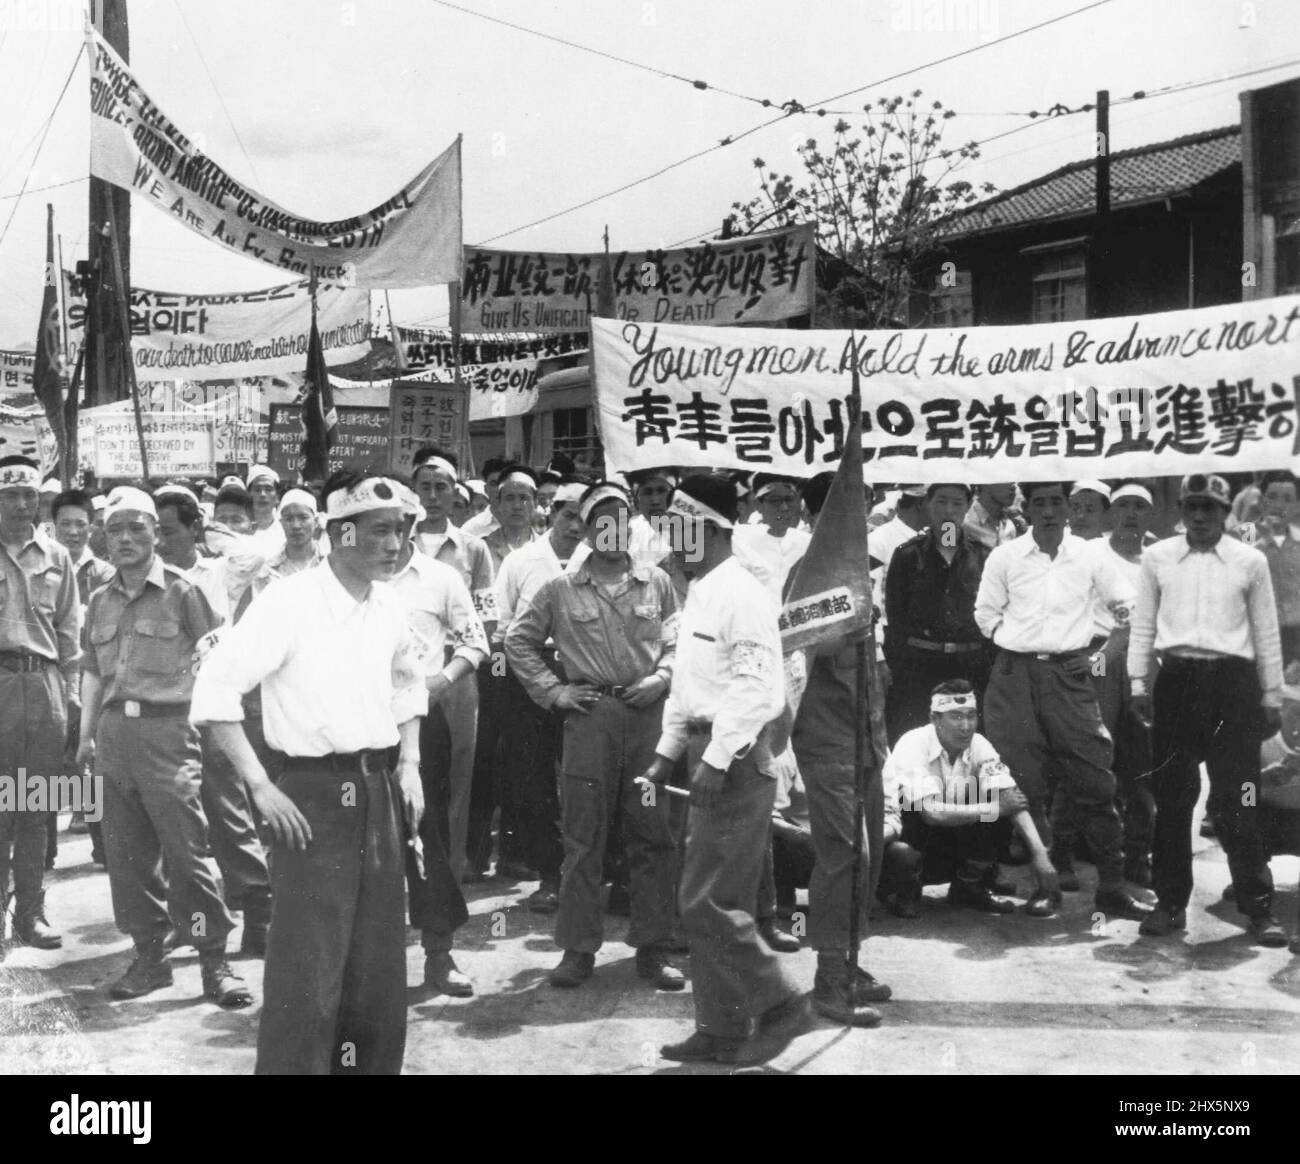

{"left": 14, "top": 893, "right": 62, "bottom": 949}
{"left": 109, "top": 939, "right": 174, "bottom": 999}
{"left": 199, "top": 948, "right": 253, "bottom": 1009}
{"left": 239, "top": 893, "right": 272, "bottom": 958}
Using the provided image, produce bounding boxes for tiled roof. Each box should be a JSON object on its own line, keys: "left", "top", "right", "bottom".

{"left": 938, "top": 125, "right": 1240, "bottom": 240}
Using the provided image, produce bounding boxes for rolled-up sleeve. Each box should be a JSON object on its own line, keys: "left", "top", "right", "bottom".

{"left": 190, "top": 586, "right": 291, "bottom": 725}
{"left": 505, "top": 578, "right": 564, "bottom": 709}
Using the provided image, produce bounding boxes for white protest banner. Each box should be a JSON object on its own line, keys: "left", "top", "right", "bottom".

{"left": 411, "top": 363, "right": 537, "bottom": 420}
{"left": 592, "top": 295, "right": 1300, "bottom": 482}
{"left": 0, "top": 403, "right": 43, "bottom": 462}
{"left": 461, "top": 224, "right": 816, "bottom": 333}
{"left": 64, "top": 278, "right": 371, "bottom": 380}
{"left": 0, "top": 350, "right": 36, "bottom": 402}
{"left": 89, "top": 30, "right": 460, "bottom": 288}
{"left": 92, "top": 412, "right": 216, "bottom": 479}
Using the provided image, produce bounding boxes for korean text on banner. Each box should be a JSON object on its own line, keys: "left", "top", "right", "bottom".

{"left": 0, "top": 350, "right": 36, "bottom": 401}
{"left": 92, "top": 412, "right": 215, "bottom": 479}
{"left": 266, "top": 404, "right": 389, "bottom": 480}
{"left": 592, "top": 294, "right": 1300, "bottom": 481}
{"left": 64, "top": 279, "right": 370, "bottom": 380}
{"left": 389, "top": 383, "right": 463, "bottom": 476}
{"left": 88, "top": 30, "right": 460, "bottom": 288}
{"left": 461, "top": 224, "right": 815, "bottom": 333}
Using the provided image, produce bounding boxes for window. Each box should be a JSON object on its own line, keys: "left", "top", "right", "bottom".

{"left": 1030, "top": 247, "right": 1087, "bottom": 323}
{"left": 928, "top": 266, "right": 973, "bottom": 327}
{"left": 548, "top": 407, "right": 604, "bottom": 474}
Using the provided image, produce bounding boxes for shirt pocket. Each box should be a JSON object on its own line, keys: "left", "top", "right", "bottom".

{"left": 132, "top": 617, "right": 183, "bottom": 676}
{"left": 90, "top": 620, "right": 121, "bottom": 676}
{"left": 36, "top": 566, "right": 62, "bottom": 614}
{"left": 631, "top": 601, "right": 662, "bottom": 643}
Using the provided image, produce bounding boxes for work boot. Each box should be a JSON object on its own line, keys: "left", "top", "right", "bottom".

{"left": 813, "top": 967, "right": 882, "bottom": 1028}
{"left": 1094, "top": 888, "right": 1154, "bottom": 921}
{"left": 424, "top": 951, "right": 474, "bottom": 997}
{"left": 1248, "top": 915, "right": 1288, "bottom": 948}
{"left": 660, "top": 1030, "right": 742, "bottom": 1063}
{"left": 238, "top": 894, "right": 272, "bottom": 958}
{"left": 549, "top": 950, "right": 595, "bottom": 988}
{"left": 948, "top": 879, "right": 1015, "bottom": 914}
{"left": 109, "top": 940, "right": 174, "bottom": 1000}
{"left": 635, "top": 946, "right": 686, "bottom": 991}
{"left": 1138, "top": 906, "right": 1186, "bottom": 937}
{"left": 527, "top": 879, "right": 560, "bottom": 914}
{"left": 758, "top": 918, "right": 802, "bottom": 952}
{"left": 199, "top": 949, "right": 253, "bottom": 1009}
{"left": 13, "top": 895, "right": 62, "bottom": 950}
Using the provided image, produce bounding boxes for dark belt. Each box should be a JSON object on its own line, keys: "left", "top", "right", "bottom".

{"left": 0, "top": 650, "right": 53, "bottom": 674}
{"left": 905, "top": 637, "right": 984, "bottom": 655}
{"left": 279, "top": 749, "right": 389, "bottom": 776}
{"left": 104, "top": 699, "right": 188, "bottom": 719}
{"left": 1163, "top": 653, "right": 1245, "bottom": 668}
{"left": 1000, "top": 647, "right": 1092, "bottom": 664}
{"left": 685, "top": 720, "right": 712, "bottom": 737}
{"left": 576, "top": 682, "right": 629, "bottom": 698}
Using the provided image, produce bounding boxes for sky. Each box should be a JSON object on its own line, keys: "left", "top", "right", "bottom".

{"left": 0, "top": 0, "right": 1297, "bottom": 348}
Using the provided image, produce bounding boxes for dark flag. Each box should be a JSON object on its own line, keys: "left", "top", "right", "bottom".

{"left": 594, "top": 236, "right": 617, "bottom": 320}
{"left": 33, "top": 204, "right": 67, "bottom": 468}
{"left": 301, "top": 285, "right": 336, "bottom": 481}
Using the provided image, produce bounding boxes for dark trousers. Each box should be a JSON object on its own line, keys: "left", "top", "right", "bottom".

{"left": 1150, "top": 657, "right": 1274, "bottom": 917}
{"left": 467, "top": 664, "right": 510, "bottom": 872}
{"left": 502, "top": 670, "right": 563, "bottom": 882}
{"left": 401, "top": 707, "right": 469, "bottom": 953}
{"left": 881, "top": 814, "right": 1011, "bottom": 899}
{"left": 679, "top": 732, "right": 800, "bottom": 1040}
{"left": 884, "top": 644, "right": 992, "bottom": 746}
{"left": 983, "top": 649, "right": 1125, "bottom": 890}
{"left": 199, "top": 728, "right": 270, "bottom": 912}
{"left": 257, "top": 755, "right": 407, "bottom": 1076}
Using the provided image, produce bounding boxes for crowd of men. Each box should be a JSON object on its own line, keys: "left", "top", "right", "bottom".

{"left": 1, "top": 447, "right": 1298, "bottom": 1073}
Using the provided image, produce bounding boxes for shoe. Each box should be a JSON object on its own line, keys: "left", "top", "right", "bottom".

{"left": 947, "top": 881, "right": 1015, "bottom": 914}
{"left": 1138, "top": 906, "right": 1187, "bottom": 937}
{"left": 1022, "top": 890, "right": 1061, "bottom": 918}
{"left": 989, "top": 874, "right": 1017, "bottom": 896}
{"left": 1249, "top": 915, "right": 1288, "bottom": 948}
{"left": 636, "top": 947, "right": 686, "bottom": 991}
{"left": 199, "top": 951, "right": 253, "bottom": 1009}
{"left": 813, "top": 970, "right": 882, "bottom": 1028}
{"left": 850, "top": 965, "right": 892, "bottom": 1003}
{"left": 549, "top": 950, "right": 595, "bottom": 988}
{"left": 1124, "top": 854, "right": 1153, "bottom": 889}
{"left": 109, "top": 946, "right": 173, "bottom": 1000}
{"left": 13, "top": 904, "right": 62, "bottom": 950}
{"left": 738, "top": 992, "right": 812, "bottom": 1064}
{"left": 758, "top": 918, "right": 802, "bottom": 952}
{"left": 1222, "top": 883, "right": 1237, "bottom": 902}
{"left": 424, "top": 952, "right": 474, "bottom": 996}
{"left": 497, "top": 859, "right": 539, "bottom": 882}
{"left": 528, "top": 880, "right": 560, "bottom": 914}
{"left": 1051, "top": 853, "right": 1081, "bottom": 893}
{"left": 1094, "top": 888, "right": 1155, "bottom": 921}
{"left": 660, "top": 1030, "right": 742, "bottom": 1064}
{"left": 606, "top": 883, "right": 631, "bottom": 918}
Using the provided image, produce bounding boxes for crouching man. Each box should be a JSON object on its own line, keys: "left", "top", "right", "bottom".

{"left": 878, "top": 681, "right": 1058, "bottom": 917}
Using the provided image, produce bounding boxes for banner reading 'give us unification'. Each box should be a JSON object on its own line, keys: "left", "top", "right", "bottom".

{"left": 592, "top": 294, "right": 1300, "bottom": 482}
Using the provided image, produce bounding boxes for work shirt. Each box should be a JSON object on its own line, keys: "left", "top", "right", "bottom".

{"left": 495, "top": 535, "right": 591, "bottom": 640}
{"left": 83, "top": 556, "right": 218, "bottom": 706}
{"left": 483, "top": 525, "right": 538, "bottom": 574}
{"left": 505, "top": 557, "right": 676, "bottom": 709}
{"left": 974, "top": 531, "right": 1134, "bottom": 655}
{"left": 390, "top": 546, "right": 489, "bottom": 677}
{"left": 884, "top": 530, "right": 989, "bottom": 657}
{"left": 71, "top": 546, "right": 114, "bottom": 611}
{"left": 654, "top": 555, "right": 784, "bottom": 772}
{"left": 732, "top": 524, "right": 812, "bottom": 602}
{"left": 0, "top": 525, "right": 81, "bottom": 684}
{"left": 414, "top": 522, "right": 498, "bottom": 627}
{"left": 963, "top": 498, "right": 1020, "bottom": 551}
{"left": 190, "top": 564, "right": 427, "bottom": 756}
{"left": 1127, "top": 534, "right": 1284, "bottom": 707}
{"left": 882, "top": 725, "right": 1016, "bottom": 835}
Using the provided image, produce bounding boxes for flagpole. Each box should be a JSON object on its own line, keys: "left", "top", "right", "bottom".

{"left": 104, "top": 203, "right": 150, "bottom": 483}
{"left": 846, "top": 343, "right": 868, "bottom": 977}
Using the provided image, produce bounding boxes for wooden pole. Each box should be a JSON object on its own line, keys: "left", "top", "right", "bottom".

{"left": 104, "top": 205, "right": 150, "bottom": 483}
{"left": 1091, "top": 89, "right": 1111, "bottom": 319}
{"left": 846, "top": 356, "right": 868, "bottom": 974}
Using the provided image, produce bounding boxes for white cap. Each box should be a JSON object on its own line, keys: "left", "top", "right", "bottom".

{"left": 104, "top": 486, "right": 158, "bottom": 522}
{"left": 247, "top": 464, "right": 280, "bottom": 486}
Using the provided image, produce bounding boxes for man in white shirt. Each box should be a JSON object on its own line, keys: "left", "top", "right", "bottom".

{"left": 191, "top": 470, "right": 429, "bottom": 1075}
{"left": 390, "top": 499, "right": 489, "bottom": 997}
{"left": 963, "top": 483, "right": 1022, "bottom": 550}
{"left": 879, "top": 681, "right": 1057, "bottom": 916}
{"left": 246, "top": 464, "right": 281, "bottom": 533}
{"left": 732, "top": 473, "right": 813, "bottom": 603}
{"left": 1128, "top": 473, "right": 1288, "bottom": 946}
{"left": 975, "top": 479, "right": 1151, "bottom": 922}
{"left": 644, "top": 475, "right": 805, "bottom": 1066}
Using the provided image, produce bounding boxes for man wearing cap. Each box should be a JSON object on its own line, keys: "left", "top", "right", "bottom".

{"left": 0, "top": 456, "right": 79, "bottom": 956}
{"left": 390, "top": 485, "right": 489, "bottom": 996}
{"left": 1068, "top": 480, "right": 1111, "bottom": 541}
{"left": 1129, "top": 473, "right": 1289, "bottom": 946}
{"left": 644, "top": 475, "right": 805, "bottom": 1065}
{"left": 506, "top": 482, "right": 682, "bottom": 991}
{"left": 191, "top": 469, "right": 429, "bottom": 1074}
{"left": 884, "top": 483, "right": 992, "bottom": 744}
{"left": 975, "top": 480, "right": 1151, "bottom": 921}
{"left": 495, "top": 483, "right": 591, "bottom": 910}
{"left": 246, "top": 465, "right": 281, "bottom": 533}
{"left": 77, "top": 486, "right": 250, "bottom": 1006}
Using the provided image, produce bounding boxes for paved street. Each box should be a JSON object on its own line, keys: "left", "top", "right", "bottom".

{"left": 3, "top": 801, "right": 1298, "bottom": 1076}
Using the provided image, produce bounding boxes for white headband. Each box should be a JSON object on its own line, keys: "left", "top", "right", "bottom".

{"left": 498, "top": 470, "right": 537, "bottom": 493}
{"left": 278, "top": 488, "right": 318, "bottom": 516}
{"left": 154, "top": 483, "right": 200, "bottom": 507}
{"left": 104, "top": 486, "right": 158, "bottom": 522}
{"left": 247, "top": 464, "right": 280, "bottom": 486}
{"left": 418, "top": 456, "right": 458, "bottom": 482}
{"left": 0, "top": 464, "right": 40, "bottom": 490}
{"left": 465, "top": 478, "right": 487, "bottom": 499}
{"left": 1071, "top": 479, "right": 1111, "bottom": 504}
{"left": 579, "top": 484, "right": 629, "bottom": 523}
{"left": 324, "top": 477, "right": 409, "bottom": 521}
{"left": 552, "top": 482, "right": 586, "bottom": 507}
{"left": 753, "top": 481, "right": 790, "bottom": 502}
{"left": 668, "top": 491, "right": 733, "bottom": 530}
{"left": 931, "top": 692, "right": 977, "bottom": 714}
{"left": 1111, "top": 483, "right": 1153, "bottom": 506}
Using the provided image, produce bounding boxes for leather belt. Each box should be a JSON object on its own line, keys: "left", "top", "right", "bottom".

{"left": 105, "top": 699, "right": 187, "bottom": 719}
{"left": 906, "top": 637, "right": 984, "bottom": 655}
{"left": 0, "top": 650, "right": 53, "bottom": 673}
{"left": 280, "top": 749, "right": 389, "bottom": 776}
{"left": 1000, "top": 647, "right": 1091, "bottom": 663}
{"left": 576, "top": 682, "right": 629, "bottom": 698}
{"left": 685, "top": 720, "right": 712, "bottom": 737}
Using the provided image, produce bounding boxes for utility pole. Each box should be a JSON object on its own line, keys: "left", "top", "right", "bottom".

{"left": 86, "top": 0, "right": 131, "bottom": 407}
{"left": 1090, "top": 89, "right": 1110, "bottom": 319}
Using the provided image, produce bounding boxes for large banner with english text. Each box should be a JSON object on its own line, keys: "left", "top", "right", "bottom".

{"left": 592, "top": 295, "right": 1300, "bottom": 481}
